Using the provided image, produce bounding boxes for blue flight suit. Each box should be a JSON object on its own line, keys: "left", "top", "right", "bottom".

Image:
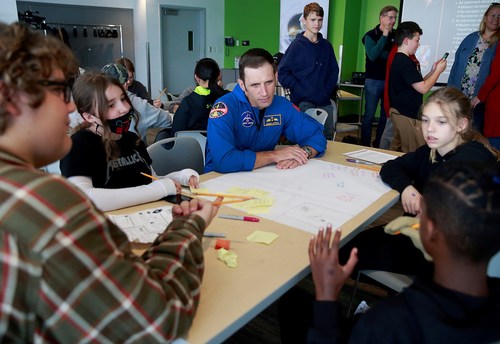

{"left": 205, "top": 84, "right": 327, "bottom": 173}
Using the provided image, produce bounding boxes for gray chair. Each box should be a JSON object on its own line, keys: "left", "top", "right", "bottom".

{"left": 147, "top": 136, "right": 204, "bottom": 176}
{"left": 488, "top": 251, "right": 500, "bottom": 277}
{"left": 305, "top": 108, "right": 329, "bottom": 126}
{"left": 174, "top": 130, "right": 207, "bottom": 164}
{"left": 225, "top": 82, "right": 237, "bottom": 91}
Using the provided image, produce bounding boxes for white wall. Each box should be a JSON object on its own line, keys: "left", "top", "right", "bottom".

{"left": 1, "top": 0, "right": 19, "bottom": 23}
{"left": 146, "top": 0, "right": 224, "bottom": 95}
{"left": 15, "top": 0, "right": 224, "bottom": 95}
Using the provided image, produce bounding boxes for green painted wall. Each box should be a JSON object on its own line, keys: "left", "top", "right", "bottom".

{"left": 223, "top": 0, "right": 402, "bottom": 118}
{"left": 223, "top": 0, "right": 400, "bottom": 76}
{"left": 223, "top": 0, "right": 280, "bottom": 68}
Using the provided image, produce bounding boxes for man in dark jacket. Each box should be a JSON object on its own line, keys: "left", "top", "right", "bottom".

{"left": 360, "top": 5, "right": 398, "bottom": 147}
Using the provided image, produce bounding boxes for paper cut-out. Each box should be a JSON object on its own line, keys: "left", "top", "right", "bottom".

{"left": 215, "top": 239, "right": 230, "bottom": 250}
{"left": 217, "top": 248, "right": 238, "bottom": 268}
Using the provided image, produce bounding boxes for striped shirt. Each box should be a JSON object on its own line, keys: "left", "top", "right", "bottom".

{"left": 0, "top": 151, "right": 205, "bottom": 343}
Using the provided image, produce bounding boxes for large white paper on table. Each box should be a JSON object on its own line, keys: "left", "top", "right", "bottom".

{"left": 108, "top": 205, "right": 173, "bottom": 243}
{"left": 201, "top": 160, "right": 392, "bottom": 234}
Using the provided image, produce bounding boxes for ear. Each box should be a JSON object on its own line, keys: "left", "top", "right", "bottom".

{"left": 237, "top": 78, "right": 245, "bottom": 92}
{"left": 457, "top": 117, "right": 468, "bottom": 133}
{"left": 0, "top": 83, "right": 20, "bottom": 117}
{"left": 81, "top": 112, "right": 98, "bottom": 124}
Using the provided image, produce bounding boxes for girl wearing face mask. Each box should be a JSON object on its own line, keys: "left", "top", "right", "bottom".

{"left": 61, "top": 71, "right": 199, "bottom": 211}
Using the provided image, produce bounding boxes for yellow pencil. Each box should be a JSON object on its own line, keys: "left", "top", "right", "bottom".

{"left": 141, "top": 172, "right": 158, "bottom": 180}
{"left": 355, "top": 164, "right": 381, "bottom": 172}
{"left": 190, "top": 191, "right": 255, "bottom": 200}
{"left": 156, "top": 87, "right": 167, "bottom": 101}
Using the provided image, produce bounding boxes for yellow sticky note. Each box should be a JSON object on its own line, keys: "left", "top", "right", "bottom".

{"left": 246, "top": 230, "right": 279, "bottom": 245}
{"left": 225, "top": 187, "right": 274, "bottom": 214}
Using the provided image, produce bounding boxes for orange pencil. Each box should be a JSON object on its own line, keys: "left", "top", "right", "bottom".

{"left": 212, "top": 199, "right": 251, "bottom": 206}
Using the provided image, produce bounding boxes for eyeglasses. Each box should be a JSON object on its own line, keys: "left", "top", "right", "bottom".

{"left": 38, "top": 78, "right": 75, "bottom": 103}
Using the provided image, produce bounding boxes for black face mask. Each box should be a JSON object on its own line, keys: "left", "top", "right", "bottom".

{"left": 107, "top": 111, "right": 132, "bottom": 134}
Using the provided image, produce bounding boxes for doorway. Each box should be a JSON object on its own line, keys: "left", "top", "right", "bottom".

{"left": 161, "top": 7, "right": 205, "bottom": 95}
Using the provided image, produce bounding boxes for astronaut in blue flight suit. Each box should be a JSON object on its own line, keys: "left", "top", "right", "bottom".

{"left": 205, "top": 48, "right": 327, "bottom": 173}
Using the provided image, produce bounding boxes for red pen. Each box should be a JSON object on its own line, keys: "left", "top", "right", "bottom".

{"left": 218, "top": 214, "right": 260, "bottom": 222}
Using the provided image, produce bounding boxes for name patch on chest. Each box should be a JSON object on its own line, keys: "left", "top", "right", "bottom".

{"left": 241, "top": 111, "right": 255, "bottom": 127}
{"left": 263, "top": 114, "right": 282, "bottom": 126}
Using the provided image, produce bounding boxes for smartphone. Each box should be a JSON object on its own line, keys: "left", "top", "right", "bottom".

{"left": 163, "top": 194, "right": 193, "bottom": 204}
{"left": 442, "top": 52, "right": 449, "bottom": 60}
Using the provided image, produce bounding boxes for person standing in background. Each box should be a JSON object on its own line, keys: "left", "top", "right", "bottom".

{"left": 360, "top": 5, "right": 398, "bottom": 148}
{"left": 473, "top": 41, "right": 500, "bottom": 149}
{"left": 389, "top": 21, "right": 447, "bottom": 153}
{"left": 278, "top": 2, "right": 339, "bottom": 141}
{"left": 448, "top": 2, "right": 500, "bottom": 133}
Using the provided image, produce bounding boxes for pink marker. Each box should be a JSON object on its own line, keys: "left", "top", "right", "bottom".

{"left": 218, "top": 214, "right": 260, "bottom": 222}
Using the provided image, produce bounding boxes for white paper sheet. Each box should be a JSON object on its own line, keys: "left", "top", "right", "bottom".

{"left": 343, "top": 149, "right": 398, "bottom": 165}
{"left": 201, "top": 160, "right": 392, "bottom": 234}
{"left": 108, "top": 206, "right": 173, "bottom": 243}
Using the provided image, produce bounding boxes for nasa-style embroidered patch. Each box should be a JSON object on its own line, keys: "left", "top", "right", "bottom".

{"left": 263, "top": 114, "right": 282, "bottom": 126}
{"left": 241, "top": 111, "right": 255, "bottom": 127}
{"left": 209, "top": 102, "right": 228, "bottom": 118}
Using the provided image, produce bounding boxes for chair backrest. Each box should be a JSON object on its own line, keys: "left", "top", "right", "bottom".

{"left": 174, "top": 130, "right": 207, "bottom": 163}
{"left": 154, "top": 128, "right": 172, "bottom": 143}
{"left": 488, "top": 251, "right": 500, "bottom": 278}
{"left": 225, "top": 82, "right": 237, "bottom": 91}
{"left": 361, "top": 270, "right": 414, "bottom": 293}
{"left": 305, "top": 108, "right": 328, "bottom": 126}
{"left": 147, "top": 136, "right": 204, "bottom": 175}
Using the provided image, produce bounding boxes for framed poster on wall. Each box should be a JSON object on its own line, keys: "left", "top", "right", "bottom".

{"left": 279, "top": 0, "right": 330, "bottom": 53}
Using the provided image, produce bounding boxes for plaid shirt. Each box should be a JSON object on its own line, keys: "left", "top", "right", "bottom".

{"left": 0, "top": 151, "right": 205, "bottom": 343}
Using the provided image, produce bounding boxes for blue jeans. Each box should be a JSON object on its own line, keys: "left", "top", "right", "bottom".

{"left": 361, "top": 78, "right": 387, "bottom": 147}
